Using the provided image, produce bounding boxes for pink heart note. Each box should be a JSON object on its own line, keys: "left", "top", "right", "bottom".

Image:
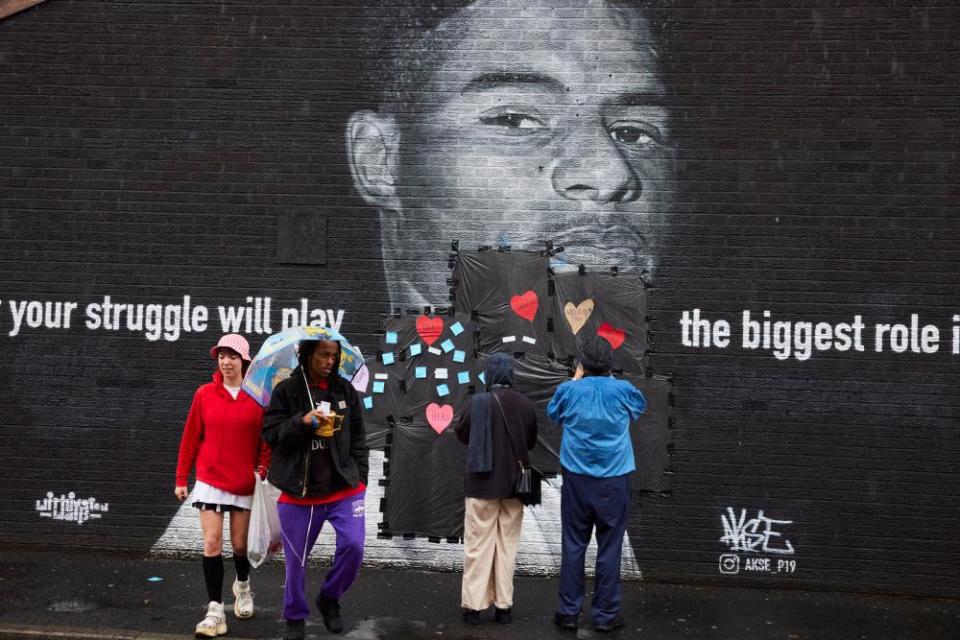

{"left": 425, "top": 403, "right": 454, "bottom": 434}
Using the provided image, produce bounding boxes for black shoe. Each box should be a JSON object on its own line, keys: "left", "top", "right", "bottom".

{"left": 594, "top": 615, "right": 625, "bottom": 633}
{"left": 316, "top": 592, "right": 344, "bottom": 634}
{"left": 283, "top": 619, "right": 305, "bottom": 640}
{"left": 553, "top": 612, "right": 578, "bottom": 630}
{"left": 462, "top": 609, "right": 482, "bottom": 625}
{"left": 494, "top": 607, "right": 512, "bottom": 624}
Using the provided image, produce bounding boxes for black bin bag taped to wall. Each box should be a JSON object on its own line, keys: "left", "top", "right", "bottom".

{"left": 382, "top": 419, "right": 467, "bottom": 538}
{"left": 551, "top": 270, "right": 649, "bottom": 374}
{"left": 509, "top": 353, "right": 569, "bottom": 472}
{"left": 453, "top": 250, "right": 550, "bottom": 356}
{"left": 379, "top": 255, "right": 668, "bottom": 538}
{"left": 358, "top": 355, "right": 403, "bottom": 450}
{"left": 625, "top": 373, "right": 672, "bottom": 494}
{"left": 377, "top": 313, "right": 477, "bottom": 538}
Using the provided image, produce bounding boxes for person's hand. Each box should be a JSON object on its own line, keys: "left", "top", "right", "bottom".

{"left": 174, "top": 485, "right": 188, "bottom": 501}
{"left": 572, "top": 363, "right": 584, "bottom": 380}
{"left": 301, "top": 408, "right": 326, "bottom": 427}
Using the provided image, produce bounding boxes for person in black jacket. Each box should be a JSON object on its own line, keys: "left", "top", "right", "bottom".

{"left": 261, "top": 339, "right": 368, "bottom": 640}
{"left": 454, "top": 352, "right": 538, "bottom": 625}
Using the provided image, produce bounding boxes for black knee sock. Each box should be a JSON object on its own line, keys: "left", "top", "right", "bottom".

{"left": 233, "top": 554, "right": 250, "bottom": 582}
{"left": 202, "top": 554, "right": 224, "bottom": 603}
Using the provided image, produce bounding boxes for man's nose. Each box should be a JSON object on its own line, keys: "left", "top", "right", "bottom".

{"left": 551, "top": 124, "right": 640, "bottom": 204}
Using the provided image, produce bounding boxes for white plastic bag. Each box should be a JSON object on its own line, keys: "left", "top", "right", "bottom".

{"left": 247, "top": 473, "right": 282, "bottom": 568}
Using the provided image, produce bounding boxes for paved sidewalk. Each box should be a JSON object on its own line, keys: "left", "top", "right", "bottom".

{"left": 0, "top": 548, "right": 956, "bottom": 639}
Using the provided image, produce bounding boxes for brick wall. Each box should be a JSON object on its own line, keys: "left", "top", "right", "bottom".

{"left": 1, "top": 0, "right": 957, "bottom": 597}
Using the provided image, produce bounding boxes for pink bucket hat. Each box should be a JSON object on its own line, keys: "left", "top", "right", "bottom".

{"left": 210, "top": 333, "right": 252, "bottom": 362}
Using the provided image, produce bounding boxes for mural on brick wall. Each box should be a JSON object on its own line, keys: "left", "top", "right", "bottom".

{"left": 1, "top": 0, "right": 958, "bottom": 596}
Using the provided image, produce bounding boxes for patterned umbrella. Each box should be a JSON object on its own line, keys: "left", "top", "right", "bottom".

{"left": 242, "top": 325, "right": 366, "bottom": 407}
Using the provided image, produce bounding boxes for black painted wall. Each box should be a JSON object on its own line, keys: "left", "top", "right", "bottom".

{"left": 1, "top": 0, "right": 958, "bottom": 597}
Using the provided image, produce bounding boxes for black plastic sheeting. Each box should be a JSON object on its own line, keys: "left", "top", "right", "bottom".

{"left": 452, "top": 250, "right": 550, "bottom": 357}
{"left": 359, "top": 313, "right": 478, "bottom": 538}
{"left": 550, "top": 271, "right": 650, "bottom": 374}
{"left": 628, "top": 374, "right": 673, "bottom": 495}
{"left": 365, "top": 250, "right": 672, "bottom": 540}
{"left": 382, "top": 419, "right": 466, "bottom": 539}
{"left": 356, "top": 354, "right": 403, "bottom": 450}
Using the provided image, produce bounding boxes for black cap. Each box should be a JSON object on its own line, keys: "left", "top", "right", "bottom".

{"left": 580, "top": 336, "right": 613, "bottom": 373}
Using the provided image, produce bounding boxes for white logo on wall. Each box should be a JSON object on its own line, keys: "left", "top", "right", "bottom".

{"left": 36, "top": 492, "right": 109, "bottom": 525}
{"left": 718, "top": 507, "right": 796, "bottom": 575}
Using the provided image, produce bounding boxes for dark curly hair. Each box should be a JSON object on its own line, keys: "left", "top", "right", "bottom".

{"left": 297, "top": 339, "right": 344, "bottom": 390}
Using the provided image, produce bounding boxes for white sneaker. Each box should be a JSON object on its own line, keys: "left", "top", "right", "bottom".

{"left": 232, "top": 578, "right": 254, "bottom": 619}
{"left": 195, "top": 600, "right": 227, "bottom": 637}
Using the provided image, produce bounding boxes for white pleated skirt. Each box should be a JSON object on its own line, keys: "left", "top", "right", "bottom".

{"left": 190, "top": 480, "right": 252, "bottom": 511}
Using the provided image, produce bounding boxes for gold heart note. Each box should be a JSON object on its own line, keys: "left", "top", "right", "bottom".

{"left": 563, "top": 299, "right": 594, "bottom": 335}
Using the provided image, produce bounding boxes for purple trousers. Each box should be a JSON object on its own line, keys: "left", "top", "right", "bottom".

{"left": 277, "top": 491, "right": 366, "bottom": 621}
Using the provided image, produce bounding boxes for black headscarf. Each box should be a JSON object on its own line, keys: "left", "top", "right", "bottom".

{"left": 466, "top": 353, "right": 514, "bottom": 473}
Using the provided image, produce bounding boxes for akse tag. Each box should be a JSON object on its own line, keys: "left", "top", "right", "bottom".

{"left": 317, "top": 401, "right": 331, "bottom": 415}
{"left": 338, "top": 400, "right": 347, "bottom": 410}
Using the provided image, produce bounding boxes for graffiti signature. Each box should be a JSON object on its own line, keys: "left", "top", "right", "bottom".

{"left": 720, "top": 507, "right": 794, "bottom": 555}
{"left": 36, "top": 491, "right": 109, "bottom": 525}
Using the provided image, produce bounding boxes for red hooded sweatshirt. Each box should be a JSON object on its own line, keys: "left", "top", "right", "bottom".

{"left": 176, "top": 370, "right": 270, "bottom": 496}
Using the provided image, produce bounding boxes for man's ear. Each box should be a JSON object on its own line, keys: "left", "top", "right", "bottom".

{"left": 346, "top": 110, "right": 401, "bottom": 209}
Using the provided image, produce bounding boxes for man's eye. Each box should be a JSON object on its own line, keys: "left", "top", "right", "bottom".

{"left": 479, "top": 113, "right": 546, "bottom": 130}
{"left": 609, "top": 124, "right": 660, "bottom": 147}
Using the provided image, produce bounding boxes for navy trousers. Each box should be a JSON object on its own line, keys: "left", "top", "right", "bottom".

{"left": 557, "top": 470, "right": 631, "bottom": 625}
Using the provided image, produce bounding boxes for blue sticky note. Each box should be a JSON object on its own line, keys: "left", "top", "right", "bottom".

{"left": 382, "top": 351, "right": 395, "bottom": 365}
{"left": 363, "top": 396, "right": 374, "bottom": 409}
{"left": 372, "top": 381, "right": 385, "bottom": 394}
{"left": 457, "top": 371, "right": 470, "bottom": 384}
{"left": 415, "top": 366, "right": 427, "bottom": 379}
{"left": 478, "top": 372, "right": 486, "bottom": 384}
{"left": 440, "top": 339, "right": 455, "bottom": 353}
{"left": 450, "top": 321, "right": 465, "bottom": 336}
{"left": 453, "top": 350, "right": 466, "bottom": 363}
{"left": 437, "top": 383, "right": 450, "bottom": 397}
{"left": 409, "top": 343, "right": 422, "bottom": 357}
{"left": 385, "top": 331, "right": 398, "bottom": 344}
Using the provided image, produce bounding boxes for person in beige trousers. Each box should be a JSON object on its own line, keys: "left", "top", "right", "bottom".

{"left": 455, "top": 352, "right": 538, "bottom": 625}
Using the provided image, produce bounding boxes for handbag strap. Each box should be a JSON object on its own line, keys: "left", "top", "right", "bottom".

{"left": 491, "top": 391, "right": 526, "bottom": 470}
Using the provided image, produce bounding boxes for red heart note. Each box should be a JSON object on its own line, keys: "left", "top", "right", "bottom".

{"left": 416, "top": 316, "right": 444, "bottom": 346}
{"left": 597, "top": 322, "right": 626, "bottom": 350}
{"left": 426, "top": 403, "right": 454, "bottom": 434}
{"left": 510, "top": 290, "right": 539, "bottom": 322}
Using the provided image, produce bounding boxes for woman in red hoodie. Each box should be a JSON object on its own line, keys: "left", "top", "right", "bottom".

{"left": 175, "top": 334, "right": 271, "bottom": 638}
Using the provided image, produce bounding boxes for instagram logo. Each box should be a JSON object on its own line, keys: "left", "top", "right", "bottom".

{"left": 719, "top": 554, "right": 740, "bottom": 575}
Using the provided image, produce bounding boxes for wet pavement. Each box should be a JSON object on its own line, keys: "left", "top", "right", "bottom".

{"left": 0, "top": 547, "right": 956, "bottom": 639}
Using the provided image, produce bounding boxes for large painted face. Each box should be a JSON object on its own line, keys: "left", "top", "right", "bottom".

{"left": 355, "top": 0, "right": 674, "bottom": 306}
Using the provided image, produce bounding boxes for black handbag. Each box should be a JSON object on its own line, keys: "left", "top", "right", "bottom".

{"left": 492, "top": 392, "right": 542, "bottom": 506}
